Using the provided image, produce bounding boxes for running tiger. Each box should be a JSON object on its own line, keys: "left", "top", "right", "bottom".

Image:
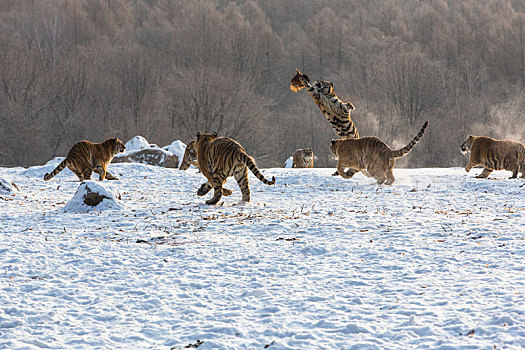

{"left": 290, "top": 69, "right": 358, "bottom": 139}
{"left": 460, "top": 135, "right": 525, "bottom": 179}
{"left": 44, "top": 138, "right": 126, "bottom": 181}
{"left": 291, "top": 148, "right": 314, "bottom": 168}
{"left": 179, "top": 139, "right": 233, "bottom": 196}
{"left": 330, "top": 121, "right": 429, "bottom": 185}
{"left": 194, "top": 132, "right": 275, "bottom": 205}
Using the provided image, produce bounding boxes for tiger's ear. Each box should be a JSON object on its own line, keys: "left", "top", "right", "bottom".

{"left": 213, "top": 132, "right": 217, "bottom": 137}
{"left": 197, "top": 132, "right": 201, "bottom": 139}
{"left": 346, "top": 102, "right": 355, "bottom": 111}
{"left": 331, "top": 140, "right": 336, "bottom": 145}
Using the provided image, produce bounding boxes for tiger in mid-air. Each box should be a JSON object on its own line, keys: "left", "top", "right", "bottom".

{"left": 194, "top": 132, "right": 275, "bottom": 205}
{"left": 460, "top": 135, "right": 525, "bottom": 179}
{"left": 330, "top": 121, "right": 428, "bottom": 185}
{"left": 44, "top": 138, "right": 126, "bottom": 181}
{"left": 291, "top": 148, "right": 314, "bottom": 168}
{"left": 179, "top": 139, "right": 233, "bottom": 196}
{"left": 290, "top": 69, "right": 358, "bottom": 140}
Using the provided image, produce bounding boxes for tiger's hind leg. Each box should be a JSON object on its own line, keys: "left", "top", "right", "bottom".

{"left": 95, "top": 165, "right": 107, "bottom": 181}
{"left": 205, "top": 174, "right": 226, "bottom": 205}
{"left": 234, "top": 166, "right": 250, "bottom": 203}
{"left": 82, "top": 169, "right": 93, "bottom": 180}
{"left": 475, "top": 168, "right": 492, "bottom": 178}
{"left": 69, "top": 165, "right": 84, "bottom": 181}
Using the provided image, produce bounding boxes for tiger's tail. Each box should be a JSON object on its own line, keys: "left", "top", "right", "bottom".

{"left": 44, "top": 159, "right": 69, "bottom": 181}
{"left": 240, "top": 153, "right": 276, "bottom": 185}
{"left": 392, "top": 121, "right": 429, "bottom": 159}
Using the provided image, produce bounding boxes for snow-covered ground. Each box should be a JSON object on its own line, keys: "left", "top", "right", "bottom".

{"left": 0, "top": 163, "right": 524, "bottom": 349}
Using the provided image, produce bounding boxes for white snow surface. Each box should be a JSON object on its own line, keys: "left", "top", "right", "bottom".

{"left": 1, "top": 164, "right": 524, "bottom": 349}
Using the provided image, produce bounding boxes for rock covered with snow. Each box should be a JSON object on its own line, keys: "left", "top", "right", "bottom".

{"left": 113, "top": 136, "right": 180, "bottom": 168}
{"left": 163, "top": 140, "right": 187, "bottom": 167}
{"left": 124, "top": 136, "right": 150, "bottom": 152}
{"left": 0, "top": 178, "right": 19, "bottom": 194}
{"left": 63, "top": 180, "right": 124, "bottom": 212}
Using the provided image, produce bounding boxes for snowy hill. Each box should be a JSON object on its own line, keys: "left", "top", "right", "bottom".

{"left": 0, "top": 164, "right": 524, "bottom": 349}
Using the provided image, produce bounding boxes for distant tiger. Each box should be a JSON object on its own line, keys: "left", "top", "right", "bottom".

{"left": 292, "top": 148, "right": 314, "bottom": 168}
{"left": 330, "top": 122, "right": 428, "bottom": 185}
{"left": 44, "top": 138, "right": 125, "bottom": 181}
{"left": 460, "top": 135, "right": 525, "bottom": 179}
{"left": 179, "top": 139, "right": 233, "bottom": 196}
{"left": 179, "top": 140, "right": 199, "bottom": 171}
{"left": 290, "top": 69, "right": 358, "bottom": 139}
{"left": 194, "top": 132, "right": 275, "bottom": 205}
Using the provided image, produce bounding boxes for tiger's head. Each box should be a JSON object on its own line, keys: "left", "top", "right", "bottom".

{"left": 107, "top": 137, "right": 126, "bottom": 155}
{"left": 303, "top": 148, "right": 313, "bottom": 160}
{"left": 179, "top": 140, "right": 198, "bottom": 170}
{"left": 329, "top": 139, "right": 340, "bottom": 158}
{"left": 290, "top": 69, "right": 310, "bottom": 92}
{"left": 196, "top": 132, "right": 218, "bottom": 149}
{"left": 460, "top": 135, "right": 474, "bottom": 154}
{"left": 314, "top": 80, "right": 334, "bottom": 95}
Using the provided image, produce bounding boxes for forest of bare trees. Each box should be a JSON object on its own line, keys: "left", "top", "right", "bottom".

{"left": 1, "top": 0, "right": 525, "bottom": 168}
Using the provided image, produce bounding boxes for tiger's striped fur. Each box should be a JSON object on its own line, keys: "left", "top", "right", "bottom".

{"left": 290, "top": 69, "right": 358, "bottom": 139}
{"left": 460, "top": 135, "right": 525, "bottom": 179}
{"left": 195, "top": 132, "right": 275, "bottom": 205}
{"left": 329, "top": 121, "right": 428, "bottom": 185}
{"left": 180, "top": 139, "right": 233, "bottom": 196}
{"left": 292, "top": 148, "right": 314, "bottom": 168}
{"left": 44, "top": 138, "right": 125, "bottom": 181}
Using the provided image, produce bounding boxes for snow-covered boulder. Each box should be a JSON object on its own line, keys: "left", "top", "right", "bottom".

{"left": 283, "top": 156, "right": 293, "bottom": 168}
{"left": 112, "top": 148, "right": 179, "bottom": 168}
{"left": 64, "top": 181, "right": 124, "bottom": 212}
{"left": 0, "top": 178, "right": 19, "bottom": 194}
{"left": 163, "top": 140, "right": 186, "bottom": 167}
{"left": 124, "top": 136, "right": 150, "bottom": 152}
{"left": 113, "top": 136, "right": 179, "bottom": 168}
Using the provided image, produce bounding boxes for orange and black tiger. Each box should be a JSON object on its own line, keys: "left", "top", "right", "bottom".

{"left": 180, "top": 138, "right": 233, "bottom": 196}
{"left": 290, "top": 69, "right": 358, "bottom": 140}
{"left": 460, "top": 135, "right": 525, "bottom": 179}
{"left": 44, "top": 138, "right": 126, "bottom": 181}
{"left": 292, "top": 148, "right": 314, "bottom": 168}
{"left": 330, "top": 122, "right": 428, "bottom": 185}
{"left": 194, "top": 132, "right": 275, "bottom": 205}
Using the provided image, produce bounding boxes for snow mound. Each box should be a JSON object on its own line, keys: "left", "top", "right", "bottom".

{"left": 0, "top": 178, "right": 19, "bottom": 194}
{"left": 163, "top": 140, "right": 186, "bottom": 167}
{"left": 124, "top": 136, "right": 150, "bottom": 152}
{"left": 64, "top": 181, "right": 124, "bottom": 212}
{"left": 284, "top": 156, "right": 293, "bottom": 168}
{"left": 21, "top": 157, "right": 74, "bottom": 179}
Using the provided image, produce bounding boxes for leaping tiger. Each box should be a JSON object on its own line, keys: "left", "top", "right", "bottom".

{"left": 290, "top": 69, "right": 358, "bottom": 140}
